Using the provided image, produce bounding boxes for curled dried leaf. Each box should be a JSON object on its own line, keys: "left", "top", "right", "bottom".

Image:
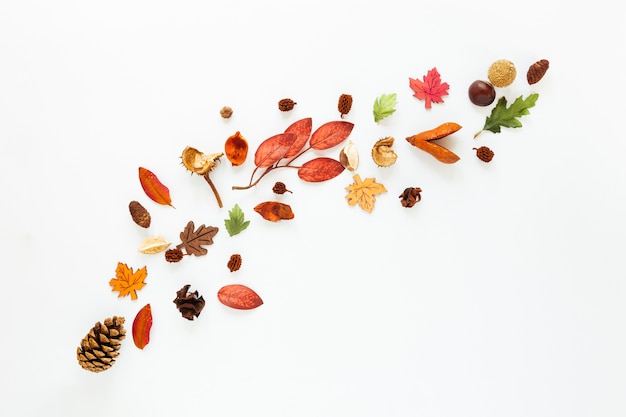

{"left": 254, "top": 201, "right": 295, "bottom": 222}
{"left": 137, "top": 236, "right": 172, "bottom": 254}
{"left": 371, "top": 137, "right": 398, "bottom": 167}
{"left": 224, "top": 131, "right": 248, "bottom": 166}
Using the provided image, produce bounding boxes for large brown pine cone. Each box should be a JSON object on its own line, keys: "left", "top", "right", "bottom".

{"left": 76, "top": 316, "right": 126, "bottom": 373}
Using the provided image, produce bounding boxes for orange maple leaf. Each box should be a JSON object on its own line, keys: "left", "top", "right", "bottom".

{"left": 409, "top": 67, "right": 449, "bottom": 109}
{"left": 109, "top": 262, "right": 147, "bottom": 300}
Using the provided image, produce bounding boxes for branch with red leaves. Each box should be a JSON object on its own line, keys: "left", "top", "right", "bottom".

{"left": 232, "top": 118, "right": 354, "bottom": 190}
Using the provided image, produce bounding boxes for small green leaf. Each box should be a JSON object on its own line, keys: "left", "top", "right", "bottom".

{"left": 373, "top": 93, "right": 397, "bottom": 123}
{"left": 224, "top": 204, "right": 250, "bottom": 237}
{"left": 475, "top": 93, "right": 539, "bottom": 138}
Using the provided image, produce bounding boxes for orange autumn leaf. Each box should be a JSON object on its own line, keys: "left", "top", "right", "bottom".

{"left": 254, "top": 201, "right": 295, "bottom": 222}
{"left": 345, "top": 174, "right": 387, "bottom": 213}
{"left": 138, "top": 167, "right": 174, "bottom": 207}
{"left": 109, "top": 262, "right": 148, "bottom": 300}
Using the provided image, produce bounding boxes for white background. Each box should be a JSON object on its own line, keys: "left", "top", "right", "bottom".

{"left": 1, "top": 1, "right": 625, "bottom": 416}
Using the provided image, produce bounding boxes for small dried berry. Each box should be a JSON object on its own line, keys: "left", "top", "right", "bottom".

{"left": 526, "top": 59, "right": 549, "bottom": 85}
{"left": 473, "top": 146, "right": 494, "bottom": 163}
{"left": 338, "top": 94, "right": 353, "bottom": 118}
{"left": 399, "top": 187, "right": 422, "bottom": 208}
{"left": 220, "top": 106, "right": 233, "bottom": 118}
{"left": 129, "top": 200, "right": 151, "bottom": 228}
{"left": 278, "top": 98, "right": 296, "bottom": 112}
{"left": 165, "top": 248, "right": 184, "bottom": 263}
{"left": 272, "top": 181, "right": 292, "bottom": 194}
{"left": 227, "top": 254, "right": 242, "bottom": 272}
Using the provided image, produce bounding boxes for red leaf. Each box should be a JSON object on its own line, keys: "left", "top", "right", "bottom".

{"left": 139, "top": 167, "right": 174, "bottom": 207}
{"left": 132, "top": 303, "right": 152, "bottom": 350}
{"left": 254, "top": 133, "right": 297, "bottom": 168}
{"left": 283, "top": 117, "right": 313, "bottom": 158}
{"left": 409, "top": 67, "right": 450, "bottom": 109}
{"left": 218, "top": 284, "right": 263, "bottom": 310}
{"left": 309, "top": 121, "right": 354, "bottom": 150}
{"left": 254, "top": 201, "right": 295, "bottom": 222}
{"left": 298, "top": 157, "right": 345, "bottom": 182}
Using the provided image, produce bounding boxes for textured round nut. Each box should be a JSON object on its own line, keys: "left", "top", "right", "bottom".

{"left": 488, "top": 59, "right": 516, "bottom": 87}
{"left": 220, "top": 106, "right": 233, "bottom": 118}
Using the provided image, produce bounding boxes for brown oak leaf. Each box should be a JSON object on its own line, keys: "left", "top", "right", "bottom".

{"left": 177, "top": 221, "right": 219, "bottom": 256}
{"left": 409, "top": 67, "right": 449, "bottom": 109}
{"left": 109, "top": 262, "right": 147, "bottom": 300}
{"left": 345, "top": 174, "right": 387, "bottom": 213}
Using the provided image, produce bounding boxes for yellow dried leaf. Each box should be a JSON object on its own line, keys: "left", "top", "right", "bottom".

{"left": 345, "top": 174, "right": 387, "bottom": 213}
{"left": 109, "top": 262, "right": 147, "bottom": 300}
{"left": 137, "top": 236, "right": 171, "bottom": 254}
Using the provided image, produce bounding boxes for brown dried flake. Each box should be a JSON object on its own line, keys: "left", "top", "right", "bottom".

{"left": 173, "top": 285, "right": 206, "bottom": 320}
{"left": 227, "top": 254, "right": 242, "bottom": 272}
{"left": 399, "top": 187, "right": 422, "bottom": 208}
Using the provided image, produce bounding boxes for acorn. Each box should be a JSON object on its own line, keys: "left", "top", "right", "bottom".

{"left": 473, "top": 146, "right": 494, "bottom": 163}
{"left": 526, "top": 59, "right": 549, "bottom": 85}
{"left": 278, "top": 98, "right": 296, "bottom": 111}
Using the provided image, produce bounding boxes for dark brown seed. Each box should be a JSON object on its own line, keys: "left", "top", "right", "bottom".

{"left": 473, "top": 146, "right": 494, "bottom": 163}
{"left": 468, "top": 80, "right": 496, "bottom": 106}
{"left": 272, "top": 181, "right": 292, "bottom": 194}
{"left": 165, "top": 248, "right": 184, "bottom": 263}
{"left": 278, "top": 98, "right": 296, "bottom": 111}
{"left": 338, "top": 94, "right": 353, "bottom": 118}
{"left": 526, "top": 59, "right": 549, "bottom": 85}
{"left": 220, "top": 106, "right": 233, "bottom": 118}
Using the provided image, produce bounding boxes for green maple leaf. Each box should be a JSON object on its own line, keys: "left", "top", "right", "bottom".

{"left": 373, "top": 93, "right": 397, "bottom": 123}
{"left": 475, "top": 93, "right": 539, "bottom": 138}
{"left": 224, "top": 204, "right": 250, "bottom": 237}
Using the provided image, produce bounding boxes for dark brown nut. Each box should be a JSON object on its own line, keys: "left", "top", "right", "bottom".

{"left": 129, "top": 200, "right": 151, "bottom": 228}
{"left": 473, "top": 146, "right": 494, "bottom": 163}
{"left": 526, "top": 59, "right": 549, "bottom": 85}
{"left": 278, "top": 98, "right": 296, "bottom": 111}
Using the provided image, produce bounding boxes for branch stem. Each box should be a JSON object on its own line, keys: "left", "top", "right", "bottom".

{"left": 203, "top": 174, "right": 223, "bottom": 208}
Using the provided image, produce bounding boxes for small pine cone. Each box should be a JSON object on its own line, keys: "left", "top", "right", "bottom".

{"left": 278, "top": 98, "right": 296, "bottom": 112}
{"left": 220, "top": 106, "right": 233, "bottom": 118}
{"left": 272, "top": 181, "right": 292, "bottom": 194}
{"left": 338, "top": 94, "right": 353, "bottom": 118}
{"left": 526, "top": 59, "right": 549, "bottom": 85}
{"left": 76, "top": 316, "right": 126, "bottom": 373}
{"left": 227, "top": 254, "right": 242, "bottom": 272}
{"left": 473, "top": 146, "right": 494, "bottom": 163}
{"left": 129, "top": 200, "right": 151, "bottom": 228}
{"left": 173, "top": 285, "right": 206, "bottom": 320}
{"left": 399, "top": 187, "right": 422, "bottom": 208}
{"left": 165, "top": 248, "right": 184, "bottom": 263}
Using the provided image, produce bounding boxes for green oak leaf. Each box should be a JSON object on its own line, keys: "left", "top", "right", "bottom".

{"left": 475, "top": 93, "right": 539, "bottom": 138}
{"left": 224, "top": 204, "right": 250, "bottom": 237}
{"left": 373, "top": 93, "right": 397, "bottom": 123}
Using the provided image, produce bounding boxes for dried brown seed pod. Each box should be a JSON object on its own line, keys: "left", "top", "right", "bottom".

{"left": 339, "top": 140, "right": 359, "bottom": 171}
{"left": 220, "top": 106, "right": 233, "bottom": 118}
{"left": 338, "top": 94, "right": 353, "bottom": 118}
{"left": 76, "top": 316, "right": 126, "bottom": 373}
{"left": 473, "top": 146, "right": 494, "bottom": 163}
{"left": 173, "top": 285, "right": 205, "bottom": 320}
{"left": 227, "top": 254, "right": 242, "bottom": 272}
{"left": 165, "top": 248, "right": 185, "bottom": 263}
{"left": 488, "top": 59, "right": 516, "bottom": 87}
{"left": 526, "top": 59, "right": 549, "bottom": 85}
{"left": 180, "top": 146, "right": 223, "bottom": 175}
{"left": 371, "top": 136, "right": 398, "bottom": 167}
{"left": 278, "top": 98, "right": 296, "bottom": 112}
{"left": 129, "top": 200, "right": 151, "bottom": 228}
{"left": 399, "top": 187, "right": 422, "bottom": 208}
{"left": 272, "top": 181, "right": 292, "bottom": 194}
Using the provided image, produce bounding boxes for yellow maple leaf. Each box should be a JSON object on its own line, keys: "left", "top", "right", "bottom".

{"left": 345, "top": 174, "right": 387, "bottom": 213}
{"left": 109, "top": 262, "right": 147, "bottom": 300}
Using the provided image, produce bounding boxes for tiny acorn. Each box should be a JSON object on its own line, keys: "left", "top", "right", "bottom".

{"left": 278, "top": 98, "right": 296, "bottom": 112}
{"left": 473, "top": 146, "right": 494, "bottom": 163}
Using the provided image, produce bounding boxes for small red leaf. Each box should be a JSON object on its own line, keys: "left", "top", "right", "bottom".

{"left": 283, "top": 118, "right": 313, "bottom": 158}
{"left": 254, "top": 133, "right": 297, "bottom": 168}
{"left": 309, "top": 121, "right": 354, "bottom": 150}
{"left": 132, "top": 303, "right": 152, "bottom": 350}
{"left": 298, "top": 157, "right": 345, "bottom": 182}
{"left": 218, "top": 284, "right": 263, "bottom": 310}
{"left": 139, "top": 167, "right": 174, "bottom": 207}
{"left": 409, "top": 67, "right": 450, "bottom": 109}
{"left": 254, "top": 201, "right": 295, "bottom": 222}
